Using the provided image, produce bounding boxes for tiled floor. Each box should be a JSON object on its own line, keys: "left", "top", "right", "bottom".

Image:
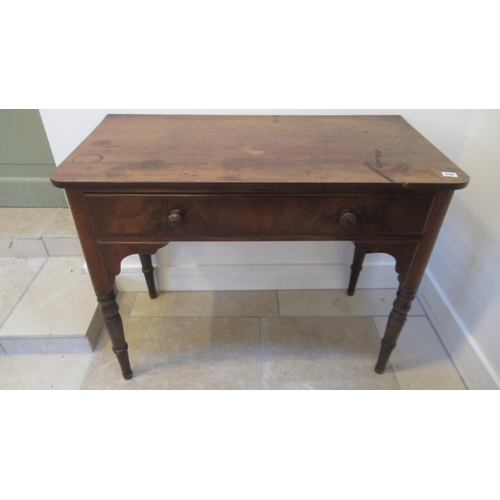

{"left": 0, "top": 207, "right": 82, "bottom": 257}
{"left": 0, "top": 208, "right": 467, "bottom": 390}
{"left": 0, "top": 208, "right": 98, "bottom": 356}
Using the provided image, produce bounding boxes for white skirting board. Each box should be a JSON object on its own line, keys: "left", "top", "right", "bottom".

{"left": 418, "top": 272, "right": 500, "bottom": 390}
{"left": 112, "top": 261, "right": 400, "bottom": 292}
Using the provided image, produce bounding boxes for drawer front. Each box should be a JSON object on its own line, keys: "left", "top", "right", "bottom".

{"left": 86, "top": 193, "right": 435, "bottom": 237}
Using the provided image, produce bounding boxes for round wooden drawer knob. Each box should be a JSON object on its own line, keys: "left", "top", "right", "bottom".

{"left": 339, "top": 209, "right": 357, "bottom": 228}
{"left": 167, "top": 209, "right": 184, "bottom": 228}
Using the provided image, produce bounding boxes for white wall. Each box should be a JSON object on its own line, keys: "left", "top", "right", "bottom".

{"left": 425, "top": 110, "right": 500, "bottom": 387}
{"left": 40, "top": 109, "right": 476, "bottom": 166}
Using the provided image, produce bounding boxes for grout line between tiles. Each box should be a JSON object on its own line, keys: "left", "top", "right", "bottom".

{"left": 371, "top": 314, "right": 427, "bottom": 318}
{"left": 128, "top": 314, "right": 283, "bottom": 319}
{"left": 275, "top": 290, "right": 281, "bottom": 316}
{"left": 0, "top": 237, "right": 47, "bottom": 242}
{"left": 41, "top": 237, "right": 50, "bottom": 257}
{"left": 0, "top": 334, "right": 91, "bottom": 340}
{"left": 127, "top": 314, "right": 267, "bottom": 320}
{"left": 42, "top": 236, "right": 79, "bottom": 241}
{"left": 259, "top": 317, "right": 265, "bottom": 390}
{"left": 128, "top": 291, "right": 139, "bottom": 316}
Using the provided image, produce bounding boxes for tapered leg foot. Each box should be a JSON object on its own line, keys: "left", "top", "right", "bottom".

{"left": 375, "top": 285, "right": 415, "bottom": 374}
{"left": 139, "top": 254, "right": 157, "bottom": 299}
{"left": 347, "top": 246, "right": 366, "bottom": 296}
{"left": 97, "top": 289, "right": 133, "bottom": 380}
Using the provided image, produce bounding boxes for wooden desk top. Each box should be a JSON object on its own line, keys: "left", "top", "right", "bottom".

{"left": 50, "top": 114, "right": 469, "bottom": 193}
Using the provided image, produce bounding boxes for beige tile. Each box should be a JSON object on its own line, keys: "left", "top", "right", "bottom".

{"left": 43, "top": 238, "right": 83, "bottom": 256}
{"left": 42, "top": 209, "right": 83, "bottom": 256}
{"left": 82, "top": 316, "right": 262, "bottom": 389}
{"left": 261, "top": 316, "right": 399, "bottom": 389}
{"left": 116, "top": 292, "right": 137, "bottom": 317}
{"left": 0, "top": 208, "right": 61, "bottom": 238}
{"left": 0, "top": 257, "right": 97, "bottom": 338}
{"left": 277, "top": 289, "right": 425, "bottom": 317}
{"left": 0, "top": 353, "right": 92, "bottom": 389}
{"left": 131, "top": 290, "right": 279, "bottom": 317}
{"left": 42, "top": 209, "right": 78, "bottom": 238}
{"left": 372, "top": 316, "right": 466, "bottom": 390}
{"left": 85, "top": 308, "right": 104, "bottom": 351}
{"left": 0, "top": 257, "right": 46, "bottom": 328}
{"left": 0, "top": 238, "right": 47, "bottom": 257}
{"left": 0, "top": 336, "right": 94, "bottom": 355}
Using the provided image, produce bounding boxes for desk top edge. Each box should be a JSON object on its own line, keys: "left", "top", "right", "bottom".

{"left": 50, "top": 114, "right": 470, "bottom": 191}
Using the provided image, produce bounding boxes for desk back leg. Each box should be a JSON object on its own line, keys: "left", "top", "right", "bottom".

{"left": 347, "top": 245, "right": 366, "bottom": 296}
{"left": 139, "top": 254, "right": 158, "bottom": 299}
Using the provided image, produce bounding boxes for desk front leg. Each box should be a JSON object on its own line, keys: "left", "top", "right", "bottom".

{"left": 353, "top": 239, "right": 420, "bottom": 374}
{"left": 355, "top": 190, "right": 454, "bottom": 374}
{"left": 381, "top": 190, "right": 454, "bottom": 373}
{"left": 65, "top": 190, "right": 168, "bottom": 380}
{"left": 375, "top": 286, "right": 416, "bottom": 374}
{"left": 93, "top": 244, "right": 166, "bottom": 379}
{"left": 97, "top": 288, "right": 132, "bottom": 379}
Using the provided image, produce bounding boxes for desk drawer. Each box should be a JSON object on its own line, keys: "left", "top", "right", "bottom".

{"left": 86, "top": 194, "right": 435, "bottom": 237}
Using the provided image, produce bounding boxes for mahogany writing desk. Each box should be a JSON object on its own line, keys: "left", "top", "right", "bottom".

{"left": 50, "top": 115, "right": 469, "bottom": 380}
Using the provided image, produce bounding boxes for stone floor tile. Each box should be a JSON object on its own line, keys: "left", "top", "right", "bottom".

{"left": 0, "top": 257, "right": 46, "bottom": 328}
{"left": 42, "top": 209, "right": 78, "bottom": 238}
{"left": 0, "top": 238, "right": 47, "bottom": 257}
{"left": 0, "top": 208, "right": 61, "bottom": 238}
{"left": 131, "top": 290, "right": 279, "bottom": 317}
{"left": 43, "top": 238, "right": 83, "bottom": 256}
{"left": 0, "top": 335, "right": 94, "bottom": 355}
{"left": 372, "top": 316, "right": 466, "bottom": 390}
{"left": 277, "top": 289, "right": 425, "bottom": 317}
{"left": 116, "top": 292, "right": 137, "bottom": 317}
{"left": 42, "top": 209, "right": 83, "bottom": 256}
{"left": 261, "top": 316, "right": 399, "bottom": 390}
{"left": 0, "top": 257, "right": 96, "bottom": 338}
{"left": 82, "top": 316, "right": 262, "bottom": 389}
{"left": 0, "top": 353, "right": 92, "bottom": 389}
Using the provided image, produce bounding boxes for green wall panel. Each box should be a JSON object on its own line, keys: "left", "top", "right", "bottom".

{"left": 0, "top": 109, "right": 67, "bottom": 207}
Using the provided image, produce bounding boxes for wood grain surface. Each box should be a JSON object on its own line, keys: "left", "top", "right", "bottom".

{"left": 51, "top": 115, "right": 469, "bottom": 192}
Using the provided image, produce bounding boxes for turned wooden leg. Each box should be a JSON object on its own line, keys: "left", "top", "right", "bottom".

{"left": 347, "top": 245, "right": 366, "bottom": 296}
{"left": 375, "top": 285, "right": 416, "bottom": 374}
{"left": 97, "top": 289, "right": 133, "bottom": 380}
{"left": 139, "top": 254, "right": 157, "bottom": 299}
